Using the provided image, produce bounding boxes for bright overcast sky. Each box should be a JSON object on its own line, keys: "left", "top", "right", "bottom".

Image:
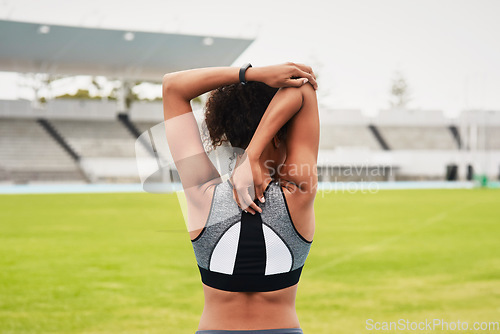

{"left": 1, "top": 0, "right": 499, "bottom": 116}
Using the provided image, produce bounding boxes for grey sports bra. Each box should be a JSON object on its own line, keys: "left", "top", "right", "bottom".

{"left": 191, "top": 179, "right": 312, "bottom": 292}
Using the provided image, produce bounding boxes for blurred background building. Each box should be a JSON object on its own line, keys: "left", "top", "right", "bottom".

{"left": 1, "top": 18, "right": 499, "bottom": 186}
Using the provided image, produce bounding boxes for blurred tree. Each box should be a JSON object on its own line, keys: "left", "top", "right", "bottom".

{"left": 20, "top": 73, "right": 164, "bottom": 106}
{"left": 19, "top": 73, "right": 64, "bottom": 104}
{"left": 389, "top": 71, "right": 411, "bottom": 108}
{"left": 56, "top": 89, "right": 105, "bottom": 100}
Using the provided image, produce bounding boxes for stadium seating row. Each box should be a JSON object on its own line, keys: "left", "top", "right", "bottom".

{"left": 0, "top": 119, "right": 85, "bottom": 183}
{"left": 1, "top": 105, "right": 500, "bottom": 183}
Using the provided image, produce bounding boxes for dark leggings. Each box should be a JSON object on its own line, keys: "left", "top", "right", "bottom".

{"left": 195, "top": 328, "right": 303, "bottom": 334}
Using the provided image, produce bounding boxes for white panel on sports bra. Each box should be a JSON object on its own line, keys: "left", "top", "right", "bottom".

{"left": 209, "top": 222, "right": 241, "bottom": 274}
{"left": 262, "top": 224, "right": 293, "bottom": 275}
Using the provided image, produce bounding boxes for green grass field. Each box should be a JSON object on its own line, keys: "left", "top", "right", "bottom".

{"left": 1, "top": 188, "right": 499, "bottom": 334}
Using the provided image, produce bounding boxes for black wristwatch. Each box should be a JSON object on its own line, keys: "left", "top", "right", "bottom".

{"left": 239, "top": 63, "right": 252, "bottom": 85}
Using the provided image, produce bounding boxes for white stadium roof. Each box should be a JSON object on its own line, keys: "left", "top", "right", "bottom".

{"left": 0, "top": 20, "right": 254, "bottom": 81}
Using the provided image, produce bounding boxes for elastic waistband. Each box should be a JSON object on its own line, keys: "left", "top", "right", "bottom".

{"left": 195, "top": 328, "right": 303, "bottom": 334}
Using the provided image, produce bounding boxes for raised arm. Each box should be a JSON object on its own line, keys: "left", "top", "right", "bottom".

{"left": 162, "top": 63, "right": 318, "bottom": 191}
{"left": 163, "top": 64, "right": 317, "bottom": 117}
{"left": 245, "top": 83, "right": 319, "bottom": 202}
{"left": 163, "top": 64, "right": 317, "bottom": 115}
{"left": 162, "top": 67, "right": 241, "bottom": 192}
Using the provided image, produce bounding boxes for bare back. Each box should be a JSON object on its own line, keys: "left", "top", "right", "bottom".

{"left": 196, "top": 84, "right": 319, "bottom": 330}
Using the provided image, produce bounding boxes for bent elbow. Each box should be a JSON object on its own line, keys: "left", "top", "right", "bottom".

{"left": 162, "top": 73, "right": 176, "bottom": 95}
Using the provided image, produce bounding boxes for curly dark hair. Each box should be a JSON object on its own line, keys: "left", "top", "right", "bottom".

{"left": 204, "top": 81, "right": 288, "bottom": 150}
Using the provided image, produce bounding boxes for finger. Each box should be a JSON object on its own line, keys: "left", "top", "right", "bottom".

{"left": 285, "top": 78, "right": 306, "bottom": 87}
{"left": 294, "top": 63, "right": 316, "bottom": 80}
{"left": 233, "top": 187, "right": 250, "bottom": 213}
{"left": 295, "top": 69, "right": 318, "bottom": 90}
{"left": 249, "top": 201, "right": 262, "bottom": 214}
{"left": 254, "top": 176, "right": 264, "bottom": 203}
{"left": 242, "top": 192, "right": 262, "bottom": 214}
{"left": 236, "top": 188, "right": 256, "bottom": 214}
{"left": 240, "top": 191, "right": 262, "bottom": 214}
{"left": 246, "top": 187, "right": 262, "bottom": 213}
{"left": 290, "top": 67, "right": 317, "bottom": 89}
{"left": 255, "top": 185, "right": 264, "bottom": 204}
{"left": 245, "top": 206, "right": 256, "bottom": 215}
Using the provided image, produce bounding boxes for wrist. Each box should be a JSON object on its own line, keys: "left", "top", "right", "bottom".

{"left": 244, "top": 67, "right": 262, "bottom": 83}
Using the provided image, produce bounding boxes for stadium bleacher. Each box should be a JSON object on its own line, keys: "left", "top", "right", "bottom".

{"left": 377, "top": 126, "right": 458, "bottom": 150}
{"left": 0, "top": 118, "right": 86, "bottom": 183}
{"left": 50, "top": 119, "right": 136, "bottom": 158}
{"left": 485, "top": 127, "right": 500, "bottom": 150}
{"left": 48, "top": 119, "right": 143, "bottom": 183}
{"left": 133, "top": 121, "right": 162, "bottom": 135}
{"left": 319, "top": 126, "right": 382, "bottom": 150}
{"left": 319, "top": 109, "right": 383, "bottom": 151}
{"left": 0, "top": 19, "right": 255, "bottom": 185}
{"left": 1, "top": 100, "right": 500, "bottom": 184}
